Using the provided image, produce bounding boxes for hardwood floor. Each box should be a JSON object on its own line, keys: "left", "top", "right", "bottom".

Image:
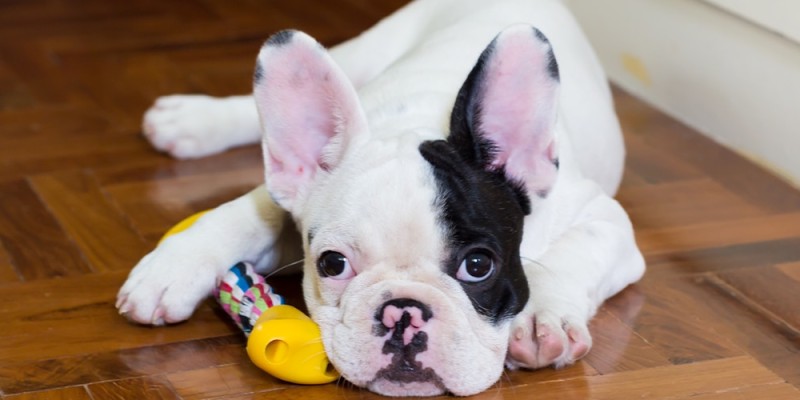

{"left": 1, "top": 1, "right": 799, "bottom": 399}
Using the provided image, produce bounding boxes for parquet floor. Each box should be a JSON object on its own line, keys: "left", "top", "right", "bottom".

{"left": 1, "top": 1, "right": 799, "bottom": 399}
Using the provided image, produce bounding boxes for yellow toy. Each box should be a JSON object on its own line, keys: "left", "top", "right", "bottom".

{"left": 247, "top": 304, "right": 338, "bottom": 384}
{"left": 162, "top": 211, "right": 339, "bottom": 385}
{"left": 158, "top": 210, "right": 208, "bottom": 244}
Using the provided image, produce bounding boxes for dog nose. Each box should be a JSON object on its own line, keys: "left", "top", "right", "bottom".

{"left": 376, "top": 298, "right": 433, "bottom": 346}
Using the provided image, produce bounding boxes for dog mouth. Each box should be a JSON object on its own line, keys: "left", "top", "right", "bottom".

{"left": 375, "top": 329, "right": 440, "bottom": 383}
{"left": 368, "top": 309, "right": 446, "bottom": 396}
{"left": 368, "top": 341, "right": 446, "bottom": 396}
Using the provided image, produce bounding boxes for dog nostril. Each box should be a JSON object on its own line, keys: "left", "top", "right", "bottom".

{"left": 375, "top": 298, "right": 434, "bottom": 329}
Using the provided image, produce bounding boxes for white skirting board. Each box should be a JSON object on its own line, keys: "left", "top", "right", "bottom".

{"left": 564, "top": 0, "right": 800, "bottom": 187}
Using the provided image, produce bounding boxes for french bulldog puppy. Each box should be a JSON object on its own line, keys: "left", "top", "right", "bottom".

{"left": 117, "top": 0, "right": 645, "bottom": 396}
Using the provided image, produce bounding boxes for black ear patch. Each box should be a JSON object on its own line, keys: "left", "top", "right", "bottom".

{"left": 419, "top": 140, "right": 530, "bottom": 324}
{"left": 253, "top": 61, "right": 264, "bottom": 85}
{"left": 254, "top": 30, "right": 297, "bottom": 85}
{"left": 447, "top": 36, "right": 498, "bottom": 170}
{"left": 266, "top": 29, "right": 296, "bottom": 47}
{"left": 447, "top": 26, "right": 559, "bottom": 172}
{"left": 533, "top": 28, "right": 559, "bottom": 82}
{"left": 447, "top": 25, "right": 560, "bottom": 200}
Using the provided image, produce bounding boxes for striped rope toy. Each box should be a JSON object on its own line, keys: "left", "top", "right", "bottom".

{"left": 214, "top": 262, "right": 284, "bottom": 336}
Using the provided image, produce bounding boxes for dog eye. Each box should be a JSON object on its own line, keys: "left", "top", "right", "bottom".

{"left": 456, "top": 251, "right": 495, "bottom": 283}
{"left": 317, "top": 251, "right": 354, "bottom": 280}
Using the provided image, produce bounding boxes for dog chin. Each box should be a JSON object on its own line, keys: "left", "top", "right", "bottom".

{"left": 368, "top": 380, "right": 446, "bottom": 397}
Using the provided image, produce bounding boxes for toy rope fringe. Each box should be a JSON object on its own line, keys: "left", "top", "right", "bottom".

{"left": 214, "top": 262, "right": 284, "bottom": 336}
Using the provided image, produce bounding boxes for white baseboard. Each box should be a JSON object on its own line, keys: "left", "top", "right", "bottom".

{"left": 565, "top": 0, "right": 800, "bottom": 187}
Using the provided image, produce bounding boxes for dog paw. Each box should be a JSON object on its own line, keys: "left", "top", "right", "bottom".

{"left": 142, "top": 95, "right": 258, "bottom": 159}
{"left": 116, "top": 239, "right": 222, "bottom": 325}
{"left": 505, "top": 309, "right": 592, "bottom": 370}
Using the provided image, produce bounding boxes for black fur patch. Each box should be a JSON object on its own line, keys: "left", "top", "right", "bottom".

{"left": 417, "top": 28, "right": 559, "bottom": 324}
{"left": 420, "top": 141, "right": 529, "bottom": 325}
{"left": 266, "top": 29, "right": 295, "bottom": 47}
{"left": 253, "top": 61, "right": 264, "bottom": 85}
{"left": 447, "top": 35, "right": 499, "bottom": 172}
{"left": 533, "top": 28, "right": 560, "bottom": 82}
{"left": 255, "top": 30, "right": 295, "bottom": 85}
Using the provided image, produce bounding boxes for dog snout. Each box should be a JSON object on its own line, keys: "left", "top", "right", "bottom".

{"left": 375, "top": 298, "right": 433, "bottom": 345}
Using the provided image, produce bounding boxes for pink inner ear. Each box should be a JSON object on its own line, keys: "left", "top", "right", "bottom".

{"left": 258, "top": 48, "right": 337, "bottom": 172}
{"left": 478, "top": 29, "right": 559, "bottom": 193}
{"left": 253, "top": 34, "right": 366, "bottom": 209}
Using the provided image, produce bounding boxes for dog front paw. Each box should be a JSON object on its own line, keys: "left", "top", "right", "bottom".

{"left": 116, "top": 239, "right": 223, "bottom": 325}
{"left": 142, "top": 95, "right": 257, "bottom": 159}
{"left": 505, "top": 309, "right": 592, "bottom": 370}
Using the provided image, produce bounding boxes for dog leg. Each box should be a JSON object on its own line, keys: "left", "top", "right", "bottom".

{"left": 142, "top": 94, "right": 261, "bottom": 159}
{"left": 116, "top": 185, "right": 291, "bottom": 325}
{"left": 142, "top": 0, "right": 451, "bottom": 159}
{"left": 507, "top": 188, "right": 645, "bottom": 369}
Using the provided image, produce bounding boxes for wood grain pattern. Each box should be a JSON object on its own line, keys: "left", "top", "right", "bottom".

{"left": 667, "top": 275, "right": 800, "bottom": 387}
{"left": 513, "top": 356, "right": 795, "bottom": 400}
{"left": 0, "top": 0, "right": 798, "bottom": 399}
{"left": 166, "top": 364, "right": 290, "bottom": 400}
{"left": 619, "top": 178, "right": 765, "bottom": 229}
{"left": 715, "top": 266, "right": 800, "bottom": 334}
{"left": 86, "top": 376, "right": 180, "bottom": 400}
{"left": 0, "top": 179, "right": 91, "bottom": 280}
{"left": 0, "top": 240, "right": 20, "bottom": 283}
{"left": 3, "top": 386, "right": 93, "bottom": 400}
{"left": 29, "top": 170, "right": 150, "bottom": 272}
{"left": 636, "top": 212, "right": 800, "bottom": 256}
{"left": 583, "top": 308, "right": 672, "bottom": 374}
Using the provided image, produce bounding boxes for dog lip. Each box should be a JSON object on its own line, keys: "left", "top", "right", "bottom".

{"left": 368, "top": 377, "right": 447, "bottom": 397}
{"left": 372, "top": 347, "right": 446, "bottom": 391}
{"left": 375, "top": 362, "right": 443, "bottom": 385}
{"left": 374, "top": 317, "right": 445, "bottom": 386}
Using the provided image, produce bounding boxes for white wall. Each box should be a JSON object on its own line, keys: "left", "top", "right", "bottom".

{"left": 564, "top": 0, "right": 800, "bottom": 187}
{"left": 702, "top": 0, "right": 800, "bottom": 44}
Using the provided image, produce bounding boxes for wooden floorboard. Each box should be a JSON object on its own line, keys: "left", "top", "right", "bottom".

{"left": 1, "top": 1, "right": 799, "bottom": 399}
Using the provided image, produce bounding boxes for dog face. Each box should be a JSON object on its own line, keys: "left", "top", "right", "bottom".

{"left": 252, "top": 26, "right": 560, "bottom": 396}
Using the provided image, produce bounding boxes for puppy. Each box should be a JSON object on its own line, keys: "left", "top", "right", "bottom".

{"left": 117, "top": 0, "right": 645, "bottom": 396}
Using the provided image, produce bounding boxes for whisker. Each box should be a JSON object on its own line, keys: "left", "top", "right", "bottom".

{"left": 490, "top": 376, "right": 505, "bottom": 399}
{"left": 520, "top": 257, "right": 556, "bottom": 277}
{"left": 298, "top": 350, "right": 330, "bottom": 365}
{"left": 264, "top": 258, "right": 304, "bottom": 279}
{"left": 335, "top": 375, "right": 354, "bottom": 394}
{"left": 301, "top": 338, "right": 324, "bottom": 346}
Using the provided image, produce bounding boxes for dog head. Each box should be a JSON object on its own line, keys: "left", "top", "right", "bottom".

{"left": 252, "top": 26, "right": 560, "bottom": 396}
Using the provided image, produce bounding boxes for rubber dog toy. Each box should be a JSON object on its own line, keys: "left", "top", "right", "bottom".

{"left": 158, "top": 210, "right": 208, "bottom": 244}
{"left": 162, "top": 211, "right": 339, "bottom": 385}
{"left": 216, "top": 262, "right": 339, "bottom": 384}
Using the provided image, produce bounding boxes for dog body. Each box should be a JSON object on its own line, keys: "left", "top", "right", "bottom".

{"left": 118, "top": 0, "right": 645, "bottom": 396}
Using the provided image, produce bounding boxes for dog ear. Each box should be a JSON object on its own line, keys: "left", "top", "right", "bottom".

{"left": 253, "top": 30, "right": 368, "bottom": 213}
{"left": 449, "top": 25, "right": 560, "bottom": 198}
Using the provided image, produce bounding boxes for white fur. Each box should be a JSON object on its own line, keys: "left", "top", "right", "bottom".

{"left": 119, "top": 0, "right": 645, "bottom": 396}
{"left": 142, "top": 95, "right": 261, "bottom": 159}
